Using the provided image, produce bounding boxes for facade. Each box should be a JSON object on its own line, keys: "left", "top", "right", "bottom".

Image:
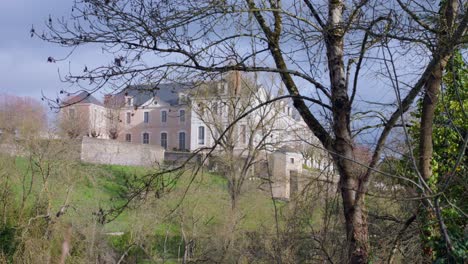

{"left": 109, "top": 82, "right": 194, "bottom": 151}
{"left": 99, "top": 72, "right": 312, "bottom": 155}
{"left": 61, "top": 73, "right": 320, "bottom": 155}
{"left": 60, "top": 92, "right": 108, "bottom": 139}
{"left": 60, "top": 73, "right": 334, "bottom": 200}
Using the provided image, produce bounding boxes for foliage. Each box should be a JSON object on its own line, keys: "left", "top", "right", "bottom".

{"left": 36, "top": 0, "right": 468, "bottom": 262}
{"left": 0, "top": 148, "right": 286, "bottom": 262}
{"left": 410, "top": 52, "right": 468, "bottom": 261}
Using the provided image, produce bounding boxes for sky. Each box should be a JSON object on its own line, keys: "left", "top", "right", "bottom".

{"left": 0, "top": 0, "right": 422, "bottom": 147}
{"left": 0, "top": 0, "right": 394, "bottom": 103}
{"left": 0, "top": 0, "right": 108, "bottom": 101}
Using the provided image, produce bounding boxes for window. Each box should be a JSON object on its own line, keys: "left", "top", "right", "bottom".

{"left": 218, "top": 82, "right": 228, "bottom": 94}
{"left": 178, "top": 132, "right": 186, "bottom": 150}
{"left": 161, "top": 110, "right": 167, "bottom": 123}
{"left": 240, "top": 125, "right": 247, "bottom": 144}
{"left": 126, "top": 112, "right": 131, "bottom": 124}
{"left": 68, "top": 108, "right": 75, "bottom": 119}
{"left": 126, "top": 97, "right": 132, "bottom": 106}
{"left": 198, "top": 126, "right": 205, "bottom": 145}
{"left": 142, "top": 132, "right": 150, "bottom": 144}
{"left": 160, "top": 132, "right": 167, "bottom": 149}
{"left": 144, "top": 111, "right": 149, "bottom": 123}
{"left": 198, "top": 103, "right": 204, "bottom": 116}
{"left": 125, "top": 133, "right": 132, "bottom": 142}
{"left": 179, "top": 109, "right": 185, "bottom": 123}
{"left": 290, "top": 158, "right": 295, "bottom": 164}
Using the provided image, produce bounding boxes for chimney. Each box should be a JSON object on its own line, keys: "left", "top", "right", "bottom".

{"left": 103, "top": 94, "right": 112, "bottom": 106}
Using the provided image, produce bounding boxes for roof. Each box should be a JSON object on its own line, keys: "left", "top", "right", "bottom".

{"left": 276, "top": 145, "right": 301, "bottom": 154}
{"left": 62, "top": 91, "right": 103, "bottom": 106}
{"left": 115, "top": 82, "right": 194, "bottom": 107}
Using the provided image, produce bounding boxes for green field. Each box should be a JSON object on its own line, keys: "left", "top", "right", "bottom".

{"left": 1, "top": 154, "right": 289, "bottom": 262}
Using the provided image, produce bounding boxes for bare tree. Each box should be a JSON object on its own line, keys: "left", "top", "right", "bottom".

{"left": 412, "top": 0, "right": 464, "bottom": 261}
{"left": 104, "top": 94, "right": 124, "bottom": 139}
{"left": 0, "top": 94, "right": 46, "bottom": 140}
{"left": 38, "top": 0, "right": 467, "bottom": 262}
{"left": 58, "top": 105, "right": 89, "bottom": 139}
{"left": 192, "top": 72, "right": 293, "bottom": 210}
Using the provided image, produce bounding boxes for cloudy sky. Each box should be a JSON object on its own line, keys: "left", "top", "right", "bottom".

{"left": 0, "top": 0, "right": 109, "bottom": 101}
{"left": 0, "top": 0, "right": 398, "bottom": 109}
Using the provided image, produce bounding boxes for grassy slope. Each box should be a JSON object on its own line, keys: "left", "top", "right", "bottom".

{"left": 7, "top": 156, "right": 281, "bottom": 260}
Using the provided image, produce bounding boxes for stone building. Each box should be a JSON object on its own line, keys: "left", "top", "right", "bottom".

{"left": 61, "top": 72, "right": 335, "bottom": 199}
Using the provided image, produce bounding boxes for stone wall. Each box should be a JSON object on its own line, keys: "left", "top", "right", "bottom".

{"left": 81, "top": 137, "right": 164, "bottom": 166}
{"left": 164, "top": 151, "right": 203, "bottom": 165}
{"left": 0, "top": 143, "right": 26, "bottom": 157}
{"left": 268, "top": 151, "right": 304, "bottom": 200}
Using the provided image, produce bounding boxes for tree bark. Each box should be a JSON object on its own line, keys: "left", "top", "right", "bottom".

{"left": 418, "top": 55, "right": 449, "bottom": 263}
{"left": 417, "top": 0, "right": 458, "bottom": 261}
{"left": 325, "top": 1, "right": 370, "bottom": 263}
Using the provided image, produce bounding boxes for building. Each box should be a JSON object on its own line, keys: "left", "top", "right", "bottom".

{"left": 60, "top": 91, "right": 108, "bottom": 139}
{"left": 61, "top": 73, "right": 334, "bottom": 199}
{"left": 97, "top": 72, "right": 312, "bottom": 154}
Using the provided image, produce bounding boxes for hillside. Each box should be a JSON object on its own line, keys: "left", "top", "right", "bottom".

{"left": 1, "top": 154, "right": 290, "bottom": 263}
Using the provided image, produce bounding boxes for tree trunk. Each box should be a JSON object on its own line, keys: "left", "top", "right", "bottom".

{"left": 335, "top": 159, "right": 370, "bottom": 263}
{"left": 418, "top": 57, "right": 449, "bottom": 263}
{"left": 417, "top": 0, "right": 458, "bottom": 261}
{"left": 326, "top": 1, "right": 370, "bottom": 262}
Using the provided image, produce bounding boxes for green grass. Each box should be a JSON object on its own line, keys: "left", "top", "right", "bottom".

{"left": 3, "top": 155, "right": 286, "bottom": 262}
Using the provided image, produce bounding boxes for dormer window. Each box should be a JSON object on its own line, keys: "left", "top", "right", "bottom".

{"left": 198, "top": 103, "right": 205, "bottom": 116}
{"left": 217, "top": 82, "right": 228, "bottom": 95}
{"left": 179, "top": 93, "right": 187, "bottom": 102}
{"left": 125, "top": 96, "right": 133, "bottom": 106}
{"left": 68, "top": 108, "right": 75, "bottom": 119}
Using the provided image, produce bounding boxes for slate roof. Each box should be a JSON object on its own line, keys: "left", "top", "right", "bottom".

{"left": 116, "top": 82, "right": 194, "bottom": 106}
{"left": 62, "top": 91, "right": 103, "bottom": 106}
{"left": 277, "top": 145, "right": 300, "bottom": 153}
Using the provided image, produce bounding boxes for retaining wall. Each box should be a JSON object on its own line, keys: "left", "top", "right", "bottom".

{"left": 81, "top": 137, "right": 164, "bottom": 166}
